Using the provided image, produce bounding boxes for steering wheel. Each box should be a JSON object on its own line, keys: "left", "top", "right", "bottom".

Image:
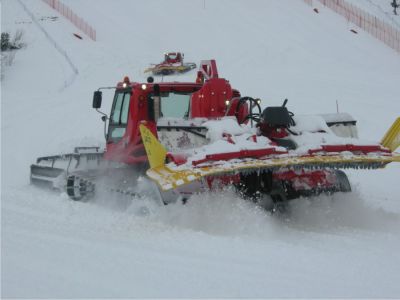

{"left": 235, "top": 96, "right": 262, "bottom": 124}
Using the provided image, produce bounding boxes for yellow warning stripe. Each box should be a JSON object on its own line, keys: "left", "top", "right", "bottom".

{"left": 144, "top": 65, "right": 188, "bottom": 73}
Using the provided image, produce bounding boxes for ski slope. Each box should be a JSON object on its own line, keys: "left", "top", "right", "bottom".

{"left": 2, "top": 0, "right": 400, "bottom": 297}
{"left": 346, "top": 0, "right": 400, "bottom": 29}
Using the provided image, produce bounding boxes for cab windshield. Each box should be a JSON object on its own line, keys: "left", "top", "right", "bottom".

{"left": 108, "top": 91, "right": 130, "bottom": 142}
{"left": 156, "top": 92, "right": 191, "bottom": 119}
{"left": 166, "top": 53, "right": 178, "bottom": 60}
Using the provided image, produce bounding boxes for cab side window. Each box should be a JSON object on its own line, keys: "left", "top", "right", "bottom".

{"left": 108, "top": 92, "right": 131, "bottom": 142}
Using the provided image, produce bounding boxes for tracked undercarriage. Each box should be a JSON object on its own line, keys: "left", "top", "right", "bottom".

{"left": 30, "top": 147, "right": 149, "bottom": 201}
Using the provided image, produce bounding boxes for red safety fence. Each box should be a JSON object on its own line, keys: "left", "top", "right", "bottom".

{"left": 303, "top": 0, "right": 400, "bottom": 53}
{"left": 42, "top": 0, "right": 96, "bottom": 41}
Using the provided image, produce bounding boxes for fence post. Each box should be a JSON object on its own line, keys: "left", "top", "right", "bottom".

{"left": 41, "top": 0, "right": 96, "bottom": 41}
{"left": 315, "top": 0, "right": 399, "bottom": 53}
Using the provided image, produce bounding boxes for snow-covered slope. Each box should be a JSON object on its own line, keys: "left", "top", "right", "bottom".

{"left": 2, "top": 0, "right": 400, "bottom": 297}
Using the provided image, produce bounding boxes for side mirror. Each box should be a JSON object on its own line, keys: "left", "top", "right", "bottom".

{"left": 93, "top": 91, "right": 102, "bottom": 109}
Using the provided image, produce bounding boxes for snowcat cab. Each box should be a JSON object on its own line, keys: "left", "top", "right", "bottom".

{"left": 92, "top": 60, "right": 249, "bottom": 167}
{"left": 164, "top": 52, "right": 183, "bottom": 65}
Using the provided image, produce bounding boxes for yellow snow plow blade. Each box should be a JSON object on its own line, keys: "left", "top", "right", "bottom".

{"left": 144, "top": 65, "right": 189, "bottom": 73}
{"left": 147, "top": 154, "right": 400, "bottom": 191}
{"left": 141, "top": 119, "right": 400, "bottom": 192}
{"left": 139, "top": 124, "right": 167, "bottom": 169}
{"left": 381, "top": 117, "right": 400, "bottom": 152}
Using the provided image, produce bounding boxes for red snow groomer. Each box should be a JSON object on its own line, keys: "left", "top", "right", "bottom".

{"left": 144, "top": 52, "right": 197, "bottom": 76}
{"left": 30, "top": 60, "right": 400, "bottom": 212}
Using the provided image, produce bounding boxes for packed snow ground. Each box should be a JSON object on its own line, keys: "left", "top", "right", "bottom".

{"left": 2, "top": 0, "right": 400, "bottom": 297}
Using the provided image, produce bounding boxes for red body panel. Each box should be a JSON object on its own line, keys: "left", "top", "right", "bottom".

{"left": 191, "top": 78, "right": 234, "bottom": 118}
{"left": 273, "top": 170, "right": 336, "bottom": 191}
